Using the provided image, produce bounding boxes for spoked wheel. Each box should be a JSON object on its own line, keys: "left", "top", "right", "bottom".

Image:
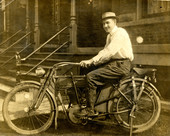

{"left": 115, "top": 81, "right": 161, "bottom": 133}
{"left": 2, "top": 83, "right": 55, "bottom": 135}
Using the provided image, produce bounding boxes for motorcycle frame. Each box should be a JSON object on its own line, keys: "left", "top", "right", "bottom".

{"left": 22, "top": 62, "right": 162, "bottom": 130}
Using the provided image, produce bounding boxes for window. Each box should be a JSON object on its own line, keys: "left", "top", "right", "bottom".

{"left": 147, "top": 0, "right": 170, "bottom": 14}
{"left": 142, "top": 0, "right": 170, "bottom": 18}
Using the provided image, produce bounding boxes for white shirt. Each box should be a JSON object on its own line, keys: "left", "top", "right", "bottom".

{"left": 92, "top": 26, "right": 134, "bottom": 65}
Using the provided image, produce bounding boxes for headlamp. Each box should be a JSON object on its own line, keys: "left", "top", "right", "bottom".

{"left": 35, "top": 67, "right": 46, "bottom": 77}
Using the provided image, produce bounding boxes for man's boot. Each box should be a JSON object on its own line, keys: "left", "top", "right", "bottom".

{"left": 74, "top": 87, "right": 97, "bottom": 117}
{"left": 85, "top": 87, "right": 98, "bottom": 116}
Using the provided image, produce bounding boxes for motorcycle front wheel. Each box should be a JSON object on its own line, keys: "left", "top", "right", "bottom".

{"left": 2, "top": 83, "right": 55, "bottom": 135}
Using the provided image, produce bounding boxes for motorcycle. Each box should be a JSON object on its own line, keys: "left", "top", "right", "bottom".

{"left": 2, "top": 62, "right": 161, "bottom": 136}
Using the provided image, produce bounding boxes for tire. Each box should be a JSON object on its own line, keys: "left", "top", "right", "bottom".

{"left": 2, "top": 83, "right": 55, "bottom": 135}
{"left": 115, "top": 81, "right": 161, "bottom": 133}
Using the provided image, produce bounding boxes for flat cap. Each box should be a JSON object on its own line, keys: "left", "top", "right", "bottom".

{"left": 102, "top": 12, "right": 118, "bottom": 20}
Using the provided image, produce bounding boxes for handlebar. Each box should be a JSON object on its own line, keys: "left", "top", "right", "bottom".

{"left": 53, "top": 62, "right": 80, "bottom": 69}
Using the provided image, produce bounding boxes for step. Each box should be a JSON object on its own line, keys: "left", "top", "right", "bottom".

{"left": 40, "top": 46, "right": 68, "bottom": 52}
{"left": 27, "top": 58, "right": 71, "bottom": 62}
{"left": 18, "top": 60, "right": 72, "bottom": 72}
{"left": 0, "top": 67, "right": 16, "bottom": 76}
{"left": 0, "top": 58, "right": 65, "bottom": 67}
{"left": 18, "top": 64, "right": 77, "bottom": 76}
{"left": 0, "top": 83, "right": 12, "bottom": 93}
{"left": 1, "top": 46, "right": 33, "bottom": 53}
{"left": 0, "top": 55, "right": 14, "bottom": 58}
{"left": 0, "top": 56, "right": 15, "bottom": 63}
{"left": 0, "top": 75, "right": 16, "bottom": 98}
{"left": 0, "top": 76, "right": 16, "bottom": 87}
{"left": 24, "top": 58, "right": 71, "bottom": 66}
{"left": 20, "top": 63, "right": 52, "bottom": 72}
{"left": 0, "top": 82, "right": 13, "bottom": 99}
{"left": 0, "top": 60, "right": 15, "bottom": 66}
{"left": 31, "top": 52, "right": 76, "bottom": 59}
{"left": 28, "top": 52, "right": 94, "bottom": 63}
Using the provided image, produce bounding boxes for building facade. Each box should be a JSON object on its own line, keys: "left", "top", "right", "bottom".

{"left": 0, "top": 0, "right": 170, "bottom": 99}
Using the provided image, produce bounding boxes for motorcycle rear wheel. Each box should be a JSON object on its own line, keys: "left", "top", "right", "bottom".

{"left": 115, "top": 81, "right": 161, "bottom": 133}
{"left": 2, "top": 83, "right": 55, "bottom": 135}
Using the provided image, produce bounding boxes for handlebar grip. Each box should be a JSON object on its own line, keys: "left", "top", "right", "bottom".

{"left": 73, "top": 62, "right": 80, "bottom": 65}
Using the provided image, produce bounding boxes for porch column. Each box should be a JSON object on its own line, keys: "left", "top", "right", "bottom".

{"left": 26, "top": 0, "right": 30, "bottom": 45}
{"left": 69, "top": 0, "right": 77, "bottom": 52}
{"left": 2, "top": 0, "right": 6, "bottom": 32}
{"left": 2, "top": 0, "right": 10, "bottom": 40}
{"left": 34, "top": 0, "right": 40, "bottom": 49}
{"left": 136, "top": 0, "right": 142, "bottom": 20}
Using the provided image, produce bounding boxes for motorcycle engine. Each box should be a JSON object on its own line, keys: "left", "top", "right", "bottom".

{"left": 68, "top": 105, "right": 82, "bottom": 124}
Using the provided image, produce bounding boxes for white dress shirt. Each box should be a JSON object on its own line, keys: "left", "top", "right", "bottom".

{"left": 92, "top": 26, "right": 134, "bottom": 65}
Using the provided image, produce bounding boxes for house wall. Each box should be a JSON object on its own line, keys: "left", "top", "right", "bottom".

{"left": 1, "top": 0, "right": 170, "bottom": 99}
{"left": 77, "top": 0, "right": 170, "bottom": 100}
{"left": 125, "top": 22, "right": 170, "bottom": 45}
{"left": 76, "top": 0, "right": 106, "bottom": 47}
{"left": 8, "top": 1, "right": 26, "bottom": 33}
{"left": 116, "top": 0, "right": 170, "bottom": 100}
{"left": 59, "top": 0, "right": 70, "bottom": 44}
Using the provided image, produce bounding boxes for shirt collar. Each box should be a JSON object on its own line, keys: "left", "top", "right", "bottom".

{"left": 110, "top": 26, "right": 118, "bottom": 36}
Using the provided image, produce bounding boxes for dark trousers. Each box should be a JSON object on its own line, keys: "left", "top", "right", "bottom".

{"left": 86, "top": 59, "right": 132, "bottom": 109}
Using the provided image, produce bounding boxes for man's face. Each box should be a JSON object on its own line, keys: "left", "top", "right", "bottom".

{"left": 102, "top": 18, "right": 116, "bottom": 33}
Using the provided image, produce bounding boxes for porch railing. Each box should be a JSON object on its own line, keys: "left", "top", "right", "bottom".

{"left": 0, "top": 43, "right": 32, "bottom": 67}
{"left": 0, "top": 29, "right": 23, "bottom": 47}
{"left": 0, "top": 31, "right": 32, "bottom": 55}
{"left": 16, "top": 25, "right": 70, "bottom": 79}
{"left": 0, "top": 0, "right": 16, "bottom": 10}
{"left": 0, "top": 31, "right": 32, "bottom": 70}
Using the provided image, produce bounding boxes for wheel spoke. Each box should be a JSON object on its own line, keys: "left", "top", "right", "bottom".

{"left": 30, "top": 115, "right": 36, "bottom": 130}
{"left": 34, "top": 114, "right": 46, "bottom": 126}
{"left": 40, "top": 114, "right": 51, "bottom": 119}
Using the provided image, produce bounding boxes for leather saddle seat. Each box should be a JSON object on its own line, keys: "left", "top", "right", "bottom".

{"left": 133, "top": 67, "right": 157, "bottom": 76}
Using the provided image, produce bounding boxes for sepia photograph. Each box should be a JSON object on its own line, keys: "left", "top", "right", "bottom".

{"left": 0, "top": 0, "right": 170, "bottom": 136}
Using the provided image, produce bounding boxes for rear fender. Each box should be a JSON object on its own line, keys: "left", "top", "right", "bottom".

{"left": 120, "top": 78, "right": 162, "bottom": 98}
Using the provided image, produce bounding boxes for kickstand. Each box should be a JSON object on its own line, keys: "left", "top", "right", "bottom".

{"left": 129, "top": 114, "right": 133, "bottom": 136}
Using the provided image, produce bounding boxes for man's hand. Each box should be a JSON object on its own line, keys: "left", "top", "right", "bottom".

{"left": 80, "top": 59, "right": 93, "bottom": 68}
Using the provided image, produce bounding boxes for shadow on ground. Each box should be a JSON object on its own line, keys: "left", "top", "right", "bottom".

{"left": 0, "top": 110, "right": 170, "bottom": 136}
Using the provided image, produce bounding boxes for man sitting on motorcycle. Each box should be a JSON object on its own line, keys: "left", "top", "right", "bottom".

{"left": 78, "top": 12, "right": 134, "bottom": 116}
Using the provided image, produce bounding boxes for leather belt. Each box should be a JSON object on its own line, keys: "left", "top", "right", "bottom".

{"left": 111, "top": 58, "right": 130, "bottom": 61}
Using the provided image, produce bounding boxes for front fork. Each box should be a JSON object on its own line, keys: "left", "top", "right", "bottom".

{"left": 57, "top": 92, "right": 68, "bottom": 115}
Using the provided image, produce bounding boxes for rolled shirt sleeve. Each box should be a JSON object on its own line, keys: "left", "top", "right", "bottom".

{"left": 92, "top": 27, "right": 134, "bottom": 65}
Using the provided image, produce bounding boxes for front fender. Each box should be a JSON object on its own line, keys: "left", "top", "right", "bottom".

{"left": 19, "top": 80, "right": 58, "bottom": 109}
{"left": 19, "top": 80, "right": 41, "bottom": 86}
